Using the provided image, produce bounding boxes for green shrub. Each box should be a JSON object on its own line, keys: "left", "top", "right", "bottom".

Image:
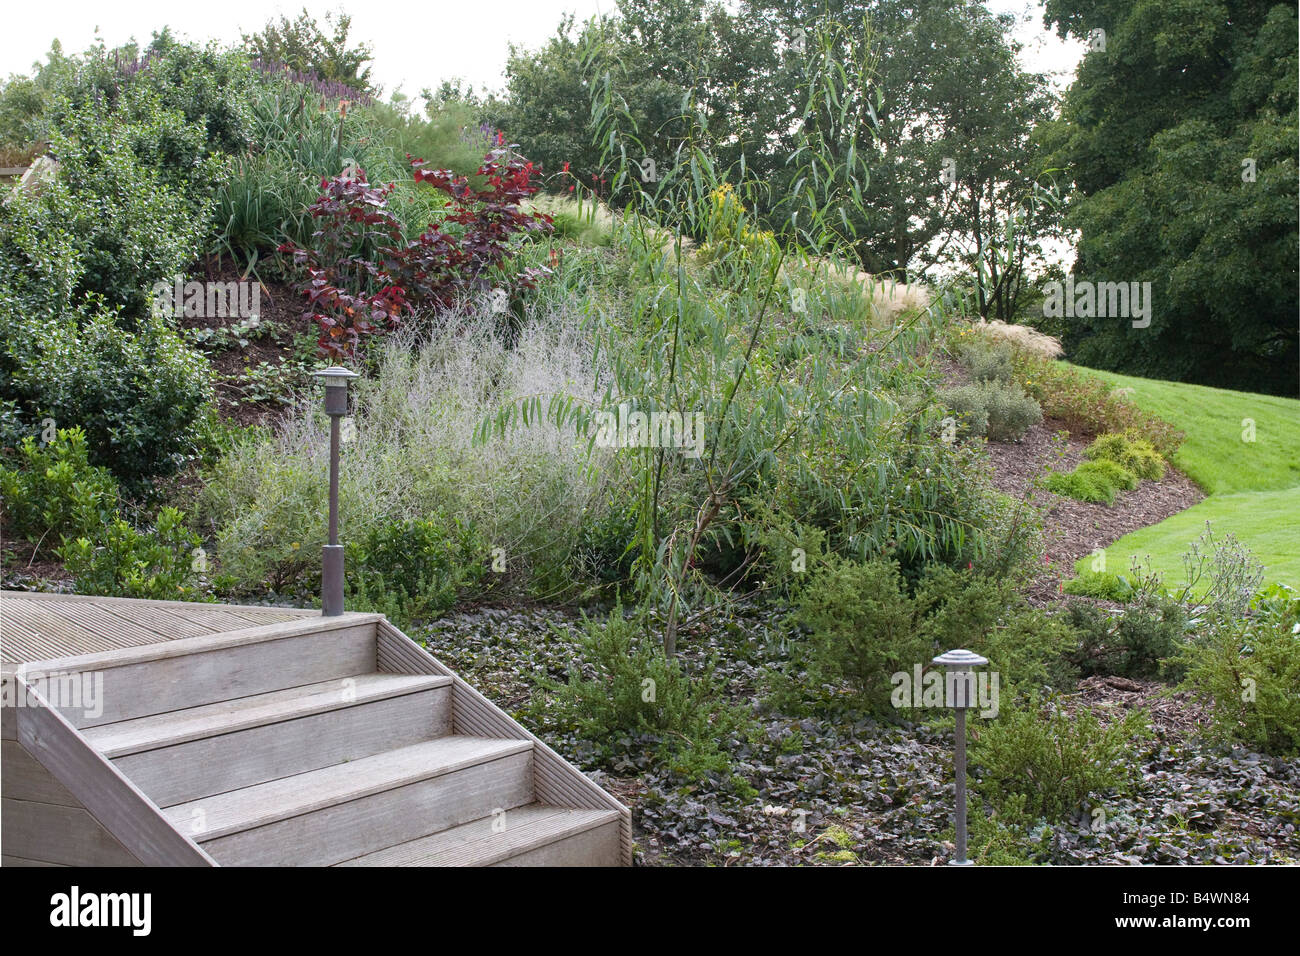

{"left": 1175, "top": 604, "right": 1300, "bottom": 756}
{"left": 965, "top": 796, "right": 1039, "bottom": 865}
{"left": 1066, "top": 593, "right": 1189, "bottom": 680}
{"left": 940, "top": 383, "right": 989, "bottom": 438}
{"left": 915, "top": 565, "right": 1077, "bottom": 690}
{"left": 787, "top": 559, "right": 1077, "bottom": 715}
{"left": 0, "top": 428, "right": 118, "bottom": 553}
{"left": 1013, "top": 352, "right": 1184, "bottom": 458}
{"left": 972, "top": 695, "right": 1152, "bottom": 821}
{"left": 940, "top": 379, "right": 1041, "bottom": 441}
{"left": 980, "top": 380, "right": 1042, "bottom": 441}
{"left": 954, "top": 334, "right": 1014, "bottom": 384}
{"left": 345, "top": 515, "right": 485, "bottom": 626}
{"left": 1062, "top": 568, "right": 1135, "bottom": 602}
{"left": 1081, "top": 458, "right": 1139, "bottom": 491}
{"left": 531, "top": 607, "right": 755, "bottom": 778}
{"left": 0, "top": 399, "right": 24, "bottom": 451}
{"left": 970, "top": 488, "right": 1047, "bottom": 584}
{"left": 59, "top": 506, "right": 207, "bottom": 600}
{"left": 736, "top": 494, "right": 833, "bottom": 597}
{"left": 1084, "top": 432, "right": 1165, "bottom": 481}
{"left": 572, "top": 497, "right": 641, "bottom": 586}
{"left": 767, "top": 404, "right": 1001, "bottom": 578}
{"left": 4, "top": 306, "right": 212, "bottom": 489}
{"left": 41, "top": 38, "right": 252, "bottom": 165}
{"left": 1043, "top": 459, "right": 1137, "bottom": 505}
{"left": 0, "top": 50, "right": 71, "bottom": 148}
{"left": 789, "top": 558, "right": 932, "bottom": 715}
{"left": 1043, "top": 468, "right": 1111, "bottom": 504}
{"left": 120, "top": 39, "right": 254, "bottom": 158}
{"left": 2, "top": 111, "right": 209, "bottom": 317}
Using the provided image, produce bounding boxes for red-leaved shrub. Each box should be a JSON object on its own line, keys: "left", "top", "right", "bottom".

{"left": 280, "top": 148, "right": 553, "bottom": 358}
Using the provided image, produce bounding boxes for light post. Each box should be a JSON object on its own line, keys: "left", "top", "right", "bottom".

{"left": 933, "top": 648, "right": 989, "bottom": 866}
{"left": 312, "top": 366, "right": 359, "bottom": 616}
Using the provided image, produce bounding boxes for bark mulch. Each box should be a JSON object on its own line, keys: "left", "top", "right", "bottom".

{"left": 1072, "top": 674, "right": 1210, "bottom": 739}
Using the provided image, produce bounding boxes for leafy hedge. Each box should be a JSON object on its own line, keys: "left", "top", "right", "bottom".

{"left": 0, "top": 40, "right": 242, "bottom": 484}
{"left": 3, "top": 305, "right": 211, "bottom": 489}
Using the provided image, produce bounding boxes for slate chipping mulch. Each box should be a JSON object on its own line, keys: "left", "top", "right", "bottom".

{"left": 416, "top": 606, "right": 1300, "bottom": 868}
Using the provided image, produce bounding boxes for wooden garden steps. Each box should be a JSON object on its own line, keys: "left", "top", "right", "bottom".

{"left": 83, "top": 673, "right": 454, "bottom": 808}
{"left": 336, "top": 804, "right": 623, "bottom": 867}
{"left": 162, "top": 736, "right": 535, "bottom": 866}
{"left": 1, "top": 592, "right": 631, "bottom": 866}
{"left": 83, "top": 674, "right": 451, "bottom": 758}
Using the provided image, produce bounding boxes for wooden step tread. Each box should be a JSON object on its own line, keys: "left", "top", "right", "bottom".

{"left": 83, "top": 674, "right": 450, "bottom": 758}
{"left": 164, "top": 736, "right": 532, "bottom": 842}
{"left": 333, "top": 804, "right": 621, "bottom": 867}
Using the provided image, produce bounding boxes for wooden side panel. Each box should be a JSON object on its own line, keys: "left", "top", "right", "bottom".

{"left": 1, "top": 798, "right": 141, "bottom": 866}
{"left": 1, "top": 673, "right": 16, "bottom": 741}
{"left": 14, "top": 677, "right": 215, "bottom": 866}
{"left": 2, "top": 854, "right": 68, "bottom": 866}
{"left": 375, "top": 621, "right": 634, "bottom": 866}
{"left": 2, "top": 739, "right": 80, "bottom": 805}
{"left": 2, "top": 734, "right": 141, "bottom": 866}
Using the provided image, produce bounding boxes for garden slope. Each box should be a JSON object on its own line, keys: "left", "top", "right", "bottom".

{"left": 1072, "top": 368, "right": 1300, "bottom": 588}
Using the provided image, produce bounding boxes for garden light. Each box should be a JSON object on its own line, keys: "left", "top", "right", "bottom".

{"left": 312, "top": 366, "right": 359, "bottom": 616}
{"left": 932, "top": 648, "right": 989, "bottom": 866}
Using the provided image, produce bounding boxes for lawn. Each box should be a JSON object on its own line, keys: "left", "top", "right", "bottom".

{"left": 1071, "top": 367, "right": 1300, "bottom": 588}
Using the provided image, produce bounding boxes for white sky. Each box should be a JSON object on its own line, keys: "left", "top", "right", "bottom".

{"left": 2, "top": 0, "right": 1085, "bottom": 99}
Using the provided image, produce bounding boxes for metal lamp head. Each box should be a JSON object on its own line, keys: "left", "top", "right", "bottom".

{"left": 312, "top": 366, "right": 359, "bottom": 415}
{"left": 932, "top": 649, "right": 989, "bottom": 670}
{"left": 933, "top": 649, "right": 988, "bottom": 711}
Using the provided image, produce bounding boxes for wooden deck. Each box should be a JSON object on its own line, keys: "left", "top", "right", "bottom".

{"left": 0, "top": 591, "right": 631, "bottom": 866}
{"left": 0, "top": 591, "right": 317, "bottom": 666}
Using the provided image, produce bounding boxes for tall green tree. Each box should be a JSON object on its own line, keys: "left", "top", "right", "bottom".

{"left": 1045, "top": 0, "right": 1298, "bottom": 395}
{"left": 489, "top": 3, "right": 779, "bottom": 194}
{"left": 496, "top": 0, "right": 1060, "bottom": 305}
{"left": 754, "top": 1, "right": 1060, "bottom": 293}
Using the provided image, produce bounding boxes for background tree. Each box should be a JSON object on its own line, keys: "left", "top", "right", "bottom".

{"left": 496, "top": 0, "right": 1061, "bottom": 305}
{"left": 488, "top": 3, "right": 777, "bottom": 197}
{"left": 752, "top": 0, "right": 1061, "bottom": 311}
{"left": 1044, "top": 0, "right": 1298, "bottom": 395}
{"left": 241, "top": 7, "right": 377, "bottom": 95}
